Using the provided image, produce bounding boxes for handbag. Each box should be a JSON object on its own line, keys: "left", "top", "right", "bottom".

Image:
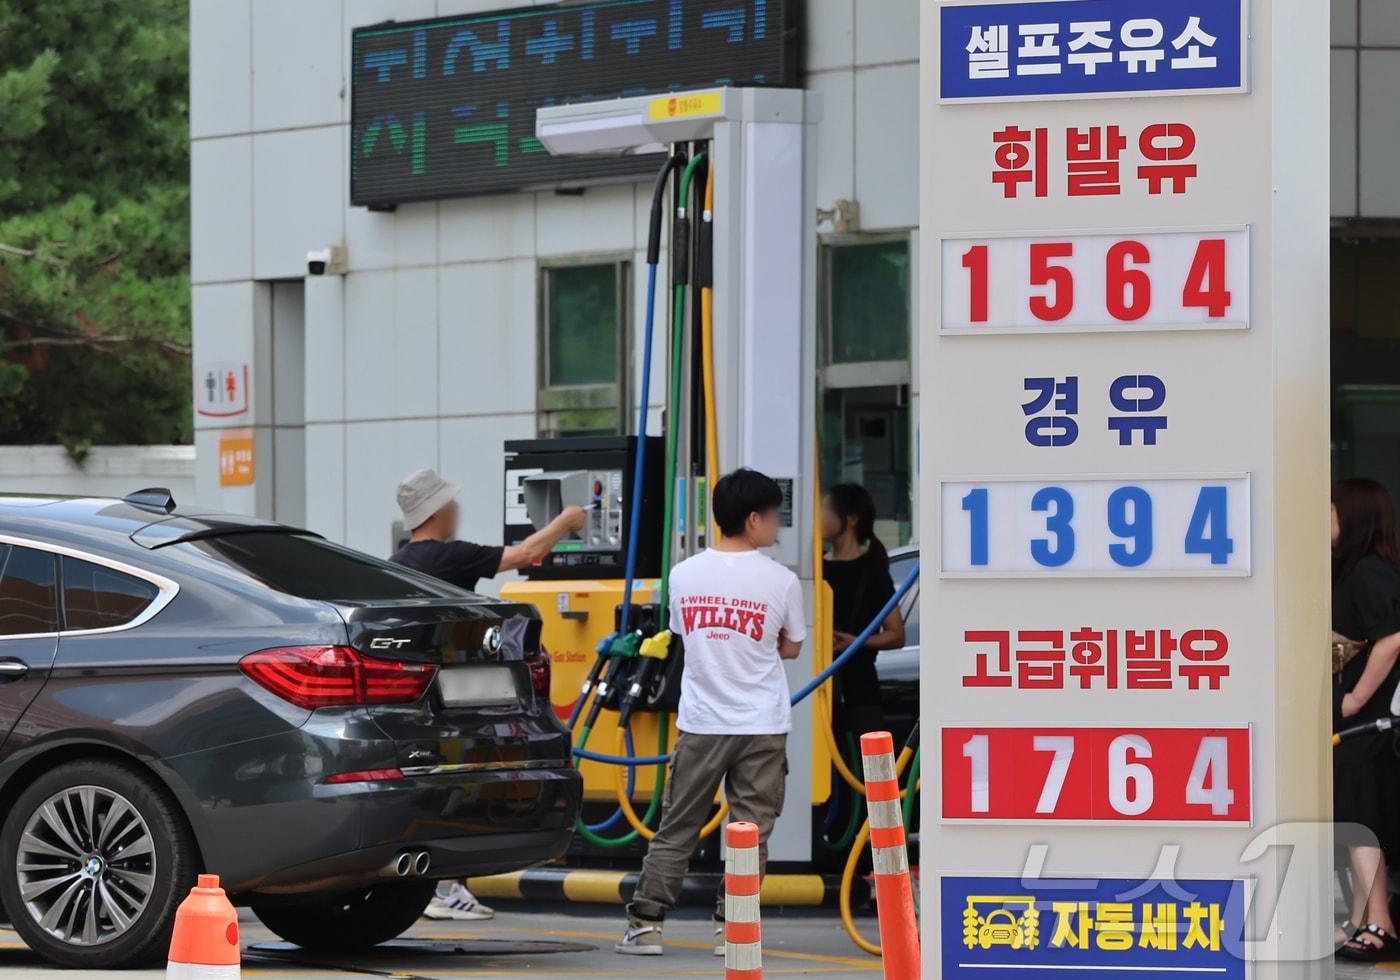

{"left": 1333, "top": 634, "right": 1367, "bottom": 676}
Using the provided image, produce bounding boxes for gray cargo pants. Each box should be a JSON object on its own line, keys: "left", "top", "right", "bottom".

{"left": 627, "top": 731, "right": 788, "bottom": 922}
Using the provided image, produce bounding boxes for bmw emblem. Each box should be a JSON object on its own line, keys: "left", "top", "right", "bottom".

{"left": 483, "top": 626, "right": 503, "bottom": 654}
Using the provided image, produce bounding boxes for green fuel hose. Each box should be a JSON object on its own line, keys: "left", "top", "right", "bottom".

{"left": 822, "top": 733, "right": 866, "bottom": 853}
{"left": 574, "top": 714, "right": 671, "bottom": 849}
{"left": 657, "top": 151, "right": 707, "bottom": 616}
{"left": 902, "top": 746, "right": 921, "bottom": 832}
{"left": 571, "top": 152, "right": 707, "bottom": 849}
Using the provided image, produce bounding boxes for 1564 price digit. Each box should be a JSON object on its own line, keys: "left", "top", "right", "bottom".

{"left": 942, "top": 228, "right": 1250, "bottom": 334}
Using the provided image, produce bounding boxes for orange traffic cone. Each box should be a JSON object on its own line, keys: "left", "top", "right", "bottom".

{"left": 860, "top": 732, "right": 920, "bottom": 980}
{"left": 166, "top": 874, "right": 240, "bottom": 978}
{"left": 723, "top": 821, "right": 763, "bottom": 980}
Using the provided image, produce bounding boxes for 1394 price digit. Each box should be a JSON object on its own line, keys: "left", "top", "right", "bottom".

{"left": 941, "top": 476, "right": 1251, "bottom": 576}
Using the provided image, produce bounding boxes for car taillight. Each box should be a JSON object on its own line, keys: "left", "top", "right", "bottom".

{"left": 324, "top": 768, "right": 404, "bottom": 785}
{"left": 241, "top": 645, "right": 436, "bottom": 709}
{"left": 528, "top": 650, "right": 552, "bottom": 704}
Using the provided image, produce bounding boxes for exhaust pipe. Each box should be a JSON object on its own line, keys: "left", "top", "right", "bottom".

{"left": 390, "top": 852, "right": 412, "bottom": 877}
{"left": 413, "top": 851, "right": 431, "bottom": 876}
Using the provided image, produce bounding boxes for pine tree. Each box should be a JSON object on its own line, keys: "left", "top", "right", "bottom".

{"left": 0, "top": 0, "right": 190, "bottom": 451}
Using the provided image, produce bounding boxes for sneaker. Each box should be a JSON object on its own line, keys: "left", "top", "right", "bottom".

{"left": 714, "top": 918, "right": 725, "bottom": 956}
{"left": 615, "top": 916, "right": 664, "bottom": 956}
{"left": 423, "top": 881, "right": 495, "bottom": 921}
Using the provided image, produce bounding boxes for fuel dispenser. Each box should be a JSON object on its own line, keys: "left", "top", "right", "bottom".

{"left": 501, "top": 435, "right": 682, "bottom": 846}
{"left": 503, "top": 436, "right": 663, "bottom": 581}
{"left": 501, "top": 87, "right": 828, "bottom": 862}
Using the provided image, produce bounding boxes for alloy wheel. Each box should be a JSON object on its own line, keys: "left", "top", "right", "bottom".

{"left": 14, "top": 784, "right": 156, "bottom": 946}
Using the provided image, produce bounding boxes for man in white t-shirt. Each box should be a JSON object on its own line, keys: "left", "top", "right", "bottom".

{"left": 616, "top": 469, "right": 807, "bottom": 956}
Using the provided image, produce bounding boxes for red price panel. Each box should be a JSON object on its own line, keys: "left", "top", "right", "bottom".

{"left": 940, "top": 228, "right": 1250, "bottom": 334}
{"left": 942, "top": 726, "right": 1252, "bottom": 824}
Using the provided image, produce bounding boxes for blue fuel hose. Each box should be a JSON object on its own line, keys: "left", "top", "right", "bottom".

{"left": 565, "top": 154, "right": 682, "bottom": 737}
{"left": 572, "top": 559, "right": 920, "bottom": 766}
{"left": 571, "top": 153, "right": 686, "bottom": 842}
{"left": 583, "top": 724, "right": 638, "bottom": 832}
{"left": 616, "top": 258, "right": 661, "bottom": 639}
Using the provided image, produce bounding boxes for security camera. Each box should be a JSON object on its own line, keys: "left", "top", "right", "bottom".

{"left": 306, "top": 245, "right": 347, "bottom": 276}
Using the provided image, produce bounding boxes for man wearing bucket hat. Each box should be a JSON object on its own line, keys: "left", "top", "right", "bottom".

{"left": 391, "top": 467, "right": 587, "bottom": 593}
{"left": 389, "top": 467, "right": 586, "bottom": 921}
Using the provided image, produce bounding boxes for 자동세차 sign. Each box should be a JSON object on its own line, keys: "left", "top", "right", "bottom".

{"left": 941, "top": 875, "right": 1247, "bottom": 979}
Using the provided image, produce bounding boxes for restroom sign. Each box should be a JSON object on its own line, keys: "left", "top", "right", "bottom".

{"left": 197, "top": 362, "right": 249, "bottom": 418}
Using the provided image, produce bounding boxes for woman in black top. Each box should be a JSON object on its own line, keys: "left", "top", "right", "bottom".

{"left": 1333, "top": 478, "right": 1400, "bottom": 961}
{"left": 821, "top": 484, "right": 906, "bottom": 737}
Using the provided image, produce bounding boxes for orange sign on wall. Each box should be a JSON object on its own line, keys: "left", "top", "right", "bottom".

{"left": 218, "top": 428, "right": 255, "bottom": 486}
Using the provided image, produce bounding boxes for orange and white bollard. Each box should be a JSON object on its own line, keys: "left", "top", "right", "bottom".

{"left": 723, "top": 821, "right": 762, "bottom": 980}
{"left": 860, "top": 732, "right": 921, "bottom": 980}
{"left": 166, "top": 874, "right": 240, "bottom": 979}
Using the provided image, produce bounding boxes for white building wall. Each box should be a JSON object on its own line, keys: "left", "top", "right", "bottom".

{"left": 0, "top": 447, "right": 196, "bottom": 502}
{"left": 196, "top": 0, "right": 1377, "bottom": 570}
{"left": 191, "top": 0, "right": 928, "bottom": 582}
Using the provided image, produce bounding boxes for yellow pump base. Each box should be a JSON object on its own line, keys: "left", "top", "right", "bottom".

{"left": 501, "top": 578, "right": 669, "bottom": 803}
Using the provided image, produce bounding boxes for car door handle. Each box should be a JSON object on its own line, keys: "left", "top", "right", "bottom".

{"left": 0, "top": 660, "right": 29, "bottom": 679}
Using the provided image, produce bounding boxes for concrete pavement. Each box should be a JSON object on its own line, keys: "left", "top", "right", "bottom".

{"left": 0, "top": 904, "right": 883, "bottom": 978}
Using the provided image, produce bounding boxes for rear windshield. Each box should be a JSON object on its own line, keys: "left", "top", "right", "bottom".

{"left": 183, "top": 532, "right": 470, "bottom": 601}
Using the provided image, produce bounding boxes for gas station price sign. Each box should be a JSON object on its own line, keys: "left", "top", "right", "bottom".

{"left": 924, "top": 0, "right": 1330, "bottom": 966}
{"left": 941, "top": 725, "right": 1252, "bottom": 823}
{"left": 351, "top": 0, "right": 799, "bottom": 206}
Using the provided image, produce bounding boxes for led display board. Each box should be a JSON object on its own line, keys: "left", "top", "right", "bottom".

{"left": 351, "top": 0, "right": 801, "bottom": 206}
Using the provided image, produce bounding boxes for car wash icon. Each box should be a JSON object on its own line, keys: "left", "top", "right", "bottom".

{"left": 963, "top": 896, "right": 1040, "bottom": 950}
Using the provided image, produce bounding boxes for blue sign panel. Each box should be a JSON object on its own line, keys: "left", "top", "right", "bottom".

{"left": 939, "top": 0, "right": 1246, "bottom": 102}
{"left": 942, "top": 875, "right": 1248, "bottom": 979}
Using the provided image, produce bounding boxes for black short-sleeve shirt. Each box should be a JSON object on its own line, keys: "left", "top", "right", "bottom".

{"left": 823, "top": 550, "right": 897, "bottom": 706}
{"left": 1333, "top": 552, "right": 1400, "bottom": 722}
{"left": 1335, "top": 554, "right": 1400, "bottom": 643}
{"left": 389, "top": 539, "right": 503, "bottom": 593}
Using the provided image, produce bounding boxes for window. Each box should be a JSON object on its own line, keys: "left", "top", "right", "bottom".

{"left": 61, "top": 556, "right": 160, "bottom": 631}
{"left": 824, "top": 240, "right": 910, "bottom": 365}
{"left": 185, "top": 532, "right": 467, "bottom": 601}
{"left": 1330, "top": 237, "right": 1400, "bottom": 528}
{"left": 539, "top": 261, "right": 629, "bottom": 437}
{"left": 0, "top": 546, "right": 59, "bottom": 636}
{"left": 819, "top": 236, "right": 914, "bottom": 545}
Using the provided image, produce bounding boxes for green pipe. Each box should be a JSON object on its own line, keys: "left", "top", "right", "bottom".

{"left": 822, "top": 732, "right": 865, "bottom": 852}
{"left": 574, "top": 713, "right": 671, "bottom": 848}
{"left": 903, "top": 745, "right": 921, "bottom": 914}
{"left": 902, "top": 745, "right": 921, "bottom": 832}
{"left": 658, "top": 152, "right": 707, "bottom": 616}
{"left": 575, "top": 153, "right": 707, "bottom": 850}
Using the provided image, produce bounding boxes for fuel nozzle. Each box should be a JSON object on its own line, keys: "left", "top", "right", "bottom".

{"left": 618, "top": 630, "right": 672, "bottom": 726}
{"left": 582, "top": 632, "right": 615, "bottom": 699}
{"left": 581, "top": 630, "right": 641, "bottom": 730}
{"left": 567, "top": 632, "right": 616, "bottom": 730}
